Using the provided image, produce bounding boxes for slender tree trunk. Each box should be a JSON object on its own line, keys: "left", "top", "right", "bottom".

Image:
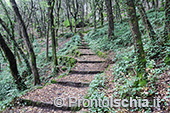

{"left": 105, "top": 0, "right": 114, "bottom": 39}
{"left": 0, "top": 18, "right": 32, "bottom": 75}
{"left": 1, "top": 0, "right": 25, "bottom": 66}
{"left": 86, "top": 2, "right": 88, "bottom": 19}
{"left": 156, "top": 0, "right": 159, "bottom": 8}
{"left": 100, "top": 9, "right": 104, "bottom": 26}
{"left": 66, "top": 0, "right": 73, "bottom": 32}
{"left": 126, "top": 0, "right": 146, "bottom": 78}
{"left": 92, "top": 0, "right": 97, "bottom": 30}
{"left": 39, "top": 0, "right": 45, "bottom": 37}
{"left": 10, "top": 0, "right": 40, "bottom": 85}
{"left": 80, "top": 1, "right": 85, "bottom": 31}
{"left": 56, "top": 0, "right": 61, "bottom": 36}
{"left": 0, "top": 48, "right": 6, "bottom": 61}
{"left": 74, "top": 17, "right": 77, "bottom": 33}
{"left": 152, "top": 0, "right": 155, "bottom": 9}
{"left": 164, "top": 0, "right": 170, "bottom": 42}
{"left": 0, "top": 33, "right": 27, "bottom": 90}
{"left": 115, "top": 0, "right": 122, "bottom": 23}
{"left": 48, "top": 0, "right": 58, "bottom": 74}
{"left": 146, "top": 0, "right": 151, "bottom": 9}
{"left": 46, "top": 14, "right": 49, "bottom": 61}
{"left": 68, "top": 0, "right": 79, "bottom": 33}
{"left": 137, "top": 2, "right": 157, "bottom": 42}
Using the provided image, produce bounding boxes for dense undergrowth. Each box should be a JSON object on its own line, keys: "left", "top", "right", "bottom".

{"left": 86, "top": 10, "right": 170, "bottom": 112}
{"left": 0, "top": 34, "right": 81, "bottom": 111}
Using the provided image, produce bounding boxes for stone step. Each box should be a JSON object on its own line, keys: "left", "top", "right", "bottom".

{"left": 15, "top": 99, "right": 81, "bottom": 111}
{"left": 57, "top": 74, "right": 95, "bottom": 83}
{"left": 70, "top": 70, "right": 103, "bottom": 74}
{"left": 78, "top": 47, "right": 90, "bottom": 49}
{"left": 72, "top": 63, "right": 103, "bottom": 71}
{"left": 55, "top": 81, "right": 89, "bottom": 87}
{"left": 78, "top": 49, "right": 95, "bottom": 54}
{"left": 80, "top": 53, "right": 96, "bottom": 56}
{"left": 77, "top": 61, "right": 105, "bottom": 63}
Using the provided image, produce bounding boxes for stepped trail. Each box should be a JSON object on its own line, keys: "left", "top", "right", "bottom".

{"left": 3, "top": 36, "right": 110, "bottom": 113}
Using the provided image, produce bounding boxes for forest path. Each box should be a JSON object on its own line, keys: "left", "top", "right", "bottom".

{"left": 4, "top": 36, "right": 108, "bottom": 113}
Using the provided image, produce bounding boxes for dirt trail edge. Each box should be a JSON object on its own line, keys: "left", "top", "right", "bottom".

{"left": 3, "top": 35, "right": 109, "bottom": 113}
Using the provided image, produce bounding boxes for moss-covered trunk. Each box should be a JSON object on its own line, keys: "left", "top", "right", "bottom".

{"left": 10, "top": 0, "right": 40, "bottom": 85}
{"left": 137, "top": 2, "right": 157, "bottom": 42}
{"left": 105, "top": 0, "right": 114, "bottom": 39}
{"left": 48, "top": 0, "right": 58, "bottom": 74}
{"left": 0, "top": 17, "right": 32, "bottom": 75}
{"left": 0, "top": 33, "right": 27, "bottom": 90}
{"left": 164, "top": 0, "right": 170, "bottom": 42}
{"left": 126, "top": 0, "right": 146, "bottom": 79}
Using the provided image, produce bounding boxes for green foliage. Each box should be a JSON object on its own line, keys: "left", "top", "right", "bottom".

{"left": 84, "top": 10, "right": 169, "bottom": 112}
{"left": 58, "top": 34, "right": 81, "bottom": 56}
{"left": 84, "top": 21, "right": 132, "bottom": 53}
{"left": 63, "top": 32, "right": 74, "bottom": 39}
{"left": 0, "top": 34, "right": 80, "bottom": 111}
{"left": 58, "top": 56, "right": 77, "bottom": 68}
{"left": 50, "top": 79, "right": 57, "bottom": 84}
{"left": 96, "top": 50, "right": 107, "bottom": 58}
{"left": 63, "top": 18, "right": 75, "bottom": 27}
{"left": 87, "top": 74, "right": 113, "bottom": 112}
{"left": 164, "top": 52, "right": 170, "bottom": 65}
{"left": 0, "top": 67, "right": 19, "bottom": 111}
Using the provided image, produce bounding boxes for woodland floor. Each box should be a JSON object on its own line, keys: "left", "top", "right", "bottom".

{"left": 3, "top": 35, "right": 110, "bottom": 113}
{"left": 2, "top": 34, "right": 170, "bottom": 113}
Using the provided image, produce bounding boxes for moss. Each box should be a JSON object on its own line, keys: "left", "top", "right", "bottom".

{"left": 37, "top": 86, "right": 43, "bottom": 89}
{"left": 96, "top": 50, "right": 107, "bottom": 58}
{"left": 61, "top": 66, "right": 67, "bottom": 71}
{"left": 51, "top": 79, "right": 57, "bottom": 84}
{"left": 165, "top": 53, "right": 170, "bottom": 65}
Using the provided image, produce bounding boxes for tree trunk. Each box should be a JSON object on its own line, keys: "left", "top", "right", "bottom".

{"left": 100, "top": 9, "right": 104, "bottom": 26}
{"left": 152, "top": 0, "right": 155, "bottom": 9}
{"left": 126, "top": 0, "right": 146, "bottom": 79}
{"left": 137, "top": 2, "right": 157, "bottom": 42}
{"left": 80, "top": 1, "right": 85, "bottom": 31}
{"left": 74, "top": 17, "right": 77, "bottom": 33}
{"left": 46, "top": 13, "right": 49, "bottom": 61}
{"left": 68, "top": 0, "right": 79, "bottom": 33}
{"left": 105, "top": 0, "right": 114, "bottom": 39}
{"left": 10, "top": 0, "right": 40, "bottom": 85}
{"left": 92, "top": 0, "right": 97, "bottom": 30}
{"left": 115, "top": 0, "right": 122, "bottom": 23}
{"left": 98, "top": 0, "right": 104, "bottom": 26}
{"left": 164, "top": 0, "right": 170, "bottom": 42}
{"left": 56, "top": 0, "right": 61, "bottom": 36}
{"left": 86, "top": 2, "right": 88, "bottom": 19}
{"left": 146, "top": 0, "right": 151, "bottom": 9}
{"left": 66, "top": 0, "right": 73, "bottom": 32}
{"left": 0, "top": 18, "right": 32, "bottom": 75}
{"left": 0, "top": 33, "right": 27, "bottom": 90}
{"left": 48, "top": 0, "right": 58, "bottom": 74}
